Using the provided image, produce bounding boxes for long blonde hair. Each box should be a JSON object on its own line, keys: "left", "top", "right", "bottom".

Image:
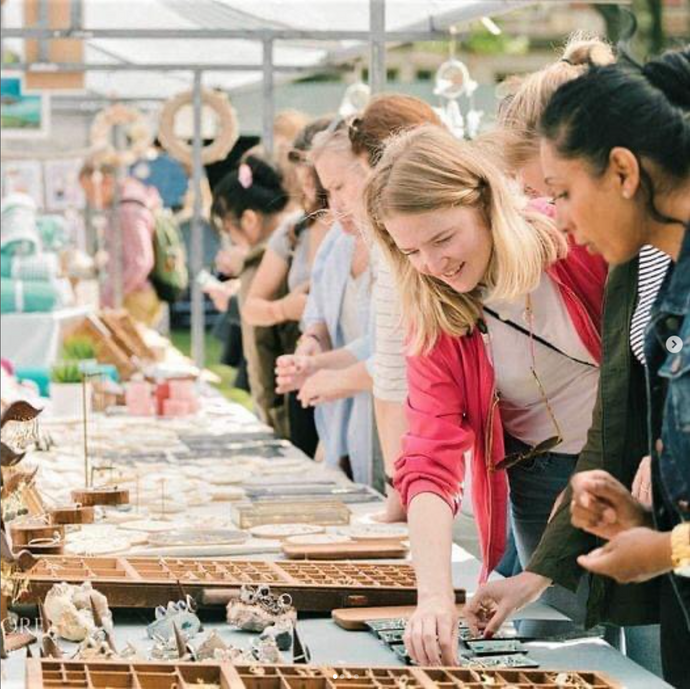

{"left": 496, "top": 32, "right": 615, "bottom": 170}
{"left": 365, "top": 125, "right": 567, "bottom": 355}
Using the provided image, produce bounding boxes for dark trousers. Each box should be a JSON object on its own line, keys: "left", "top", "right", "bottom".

{"left": 287, "top": 392, "right": 318, "bottom": 458}
{"left": 506, "top": 436, "right": 588, "bottom": 636}
{"left": 661, "top": 574, "right": 690, "bottom": 688}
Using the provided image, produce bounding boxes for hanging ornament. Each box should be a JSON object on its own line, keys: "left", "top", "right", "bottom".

{"left": 339, "top": 82, "right": 371, "bottom": 118}
{"left": 434, "top": 58, "right": 470, "bottom": 100}
{"left": 439, "top": 100, "right": 465, "bottom": 139}
{"left": 466, "top": 109, "right": 484, "bottom": 139}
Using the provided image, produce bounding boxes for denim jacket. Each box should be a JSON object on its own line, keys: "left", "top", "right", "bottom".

{"left": 645, "top": 225, "right": 690, "bottom": 624}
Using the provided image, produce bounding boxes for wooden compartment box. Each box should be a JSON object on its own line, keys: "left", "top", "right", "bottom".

{"left": 26, "top": 661, "right": 623, "bottom": 689}
{"left": 22, "top": 556, "right": 465, "bottom": 611}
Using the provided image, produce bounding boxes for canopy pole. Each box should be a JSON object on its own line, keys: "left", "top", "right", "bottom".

{"left": 70, "top": 0, "right": 83, "bottom": 31}
{"left": 37, "top": 0, "right": 49, "bottom": 62}
{"left": 262, "top": 39, "right": 275, "bottom": 156}
{"left": 111, "top": 124, "right": 125, "bottom": 310}
{"left": 190, "top": 70, "right": 205, "bottom": 369}
{"left": 369, "top": 0, "right": 386, "bottom": 94}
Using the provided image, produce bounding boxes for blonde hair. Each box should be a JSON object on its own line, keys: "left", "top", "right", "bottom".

{"left": 497, "top": 32, "right": 615, "bottom": 169}
{"left": 365, "top": 125, "right": 567, "bottom": 355}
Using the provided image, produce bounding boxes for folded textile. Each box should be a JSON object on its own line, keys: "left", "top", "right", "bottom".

{"left": 0, "top": 252, "right": 60, "bottom": 281}
{"left": 0, "top": 277, "right": 59, "bottom": 313}
{"left": 1, "top": 193, "right": 41, "bottom": 256}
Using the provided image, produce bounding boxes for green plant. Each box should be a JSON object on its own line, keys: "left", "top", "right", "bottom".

{"left": 62, "top": 336, "right": 96, "bottom": 361}
{"left": 50, "top": 361, "right": 84, "bottom": 384}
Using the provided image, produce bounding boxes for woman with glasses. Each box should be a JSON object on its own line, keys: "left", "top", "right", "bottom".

{"left": 364, "top": 124, "right": 606, "bottom": 666}
{"left": 242, "top": 118, "right": 333, "bottom": 456}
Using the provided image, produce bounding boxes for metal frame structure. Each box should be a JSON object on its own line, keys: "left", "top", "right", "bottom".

{"left": 1, "top": 0, "right": 628, "bottom": 366}
{"left": 0, "top": 0, "right": 453, "bottom": 366}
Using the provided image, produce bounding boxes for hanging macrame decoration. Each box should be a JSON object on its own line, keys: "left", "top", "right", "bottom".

{"left": 90, "top": 104, "right": 154, "bottom": 167}
{"left": 433, "top": 30, "right": 483, "bottom": 140}
{"left": 339, "top": 82, "right": 371, "bottom": 118}
{"left": 158, "top": 89, "right": 239, "bottom": 166}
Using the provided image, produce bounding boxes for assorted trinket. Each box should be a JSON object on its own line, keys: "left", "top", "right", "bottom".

{"left": 146, "top": 594, "right": 202, "bottom": 641}
{"left": 226, "top": 584, "right": 296, "bottom": 632}
{"left": 42, "top": 581, "right": 112, "bottom": 642}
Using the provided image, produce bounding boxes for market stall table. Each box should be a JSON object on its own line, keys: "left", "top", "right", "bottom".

{"left": 1, "top": 395, "right": 671, "bottom": 688}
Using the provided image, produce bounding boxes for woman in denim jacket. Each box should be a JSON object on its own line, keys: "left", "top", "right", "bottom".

{"left": 537, "top": 48, "right": 690, "bottom": 687}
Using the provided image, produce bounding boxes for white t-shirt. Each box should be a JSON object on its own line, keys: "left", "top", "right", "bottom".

{"left": 484, "top": 273, "right": 599, "bottom": 455}
{"left": 340, "top": 271, "right": 368, "bottom": 345}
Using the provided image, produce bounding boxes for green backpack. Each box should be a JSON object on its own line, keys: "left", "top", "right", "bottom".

{"left": 121, "top": 199, "right": 189, "bottom": 303}
{"left": 150, "top": 209, "right": 189, "bottom": 303}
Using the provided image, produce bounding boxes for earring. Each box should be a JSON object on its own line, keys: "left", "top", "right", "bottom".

{"left": 622, "top": 190, "right": 630, "bottom": 199}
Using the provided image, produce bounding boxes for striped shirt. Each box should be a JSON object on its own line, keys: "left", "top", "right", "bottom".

{"left": 373, "top": 247, "right": 408, "bottom": 403}
{"left": 630, "top": 245, "right": 672, "bottom": 365}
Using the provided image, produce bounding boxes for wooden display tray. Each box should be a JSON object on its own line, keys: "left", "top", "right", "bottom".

{"left": 332, "top": 604, "right": 466, "bottom": 631}
{"left": 70, "top": 315, "right": 138, "bottom": 381}
{"left": 281, "top": 541, "right": 408, "bottom": 560}
{"left": 100, "top": 309, "right": 156, "bottom": 361}
{"left": 23, "top": 556, "right": 465, "bottom": 612}
{"left": 26, "top": 660, "right": 623, "bottom": 688}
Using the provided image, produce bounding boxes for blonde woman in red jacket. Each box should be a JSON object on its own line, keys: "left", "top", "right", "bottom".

{"left": 364, "top": 124, "right": 607, "bottom": 666}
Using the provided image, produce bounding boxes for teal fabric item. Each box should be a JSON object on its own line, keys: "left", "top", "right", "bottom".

{"left": 1, "top": 252, "right": 59, "bottom": 281}
{"left": 36, "top": 215, "right": 68, "bottom": 251}
{"left": 15, "top": 367, "right": 50, "bottom": 397}
{"left": 0, "top": 277, "right": 58, "bottom": 313}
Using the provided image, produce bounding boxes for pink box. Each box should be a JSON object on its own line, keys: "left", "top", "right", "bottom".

{"left": 168, "top": 379, "right": 196, "bottom": 401}
{"left": 162, "top": 399, "right": 191, "bottom": 417}
{"left": 127, "top": 401, "right": 156, "bottom": 416}
{"left": 127, "top": 381, "right": 153, "bottom": 399}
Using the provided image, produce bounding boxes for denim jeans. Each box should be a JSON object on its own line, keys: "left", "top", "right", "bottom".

{"left": 505, "top": 436, "right": 587, "bottom": 636}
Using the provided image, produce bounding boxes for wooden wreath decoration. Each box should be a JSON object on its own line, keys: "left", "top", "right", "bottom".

{"left": 158, "top": 89, "right": 239, "bottom": 166}
{"left": 90, "top": 104, "right": 153, "bottom": 167}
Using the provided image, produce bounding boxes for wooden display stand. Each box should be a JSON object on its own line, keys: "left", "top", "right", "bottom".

{"left": 69, "top": 314, "right": 138, "bottom": 381}
{"left": 282, "top": 541, "right": 408, "bottom": 560}
{"left": 99, "top": 310, "right": 156, "bottom": 362}
{"left": 332, "top": 604, "right": 466, "bottom": 631}
{"left": 26, "top": 660, "right": 623, "bottom": 688}
{"left": 48, "top": 506, "right": 95, "bottom": 525}
{"left": 22, "top": 556, "right": 465, "bottom": 612}
{"left": 70, "top": 487, "right": 130, "bottom": 507}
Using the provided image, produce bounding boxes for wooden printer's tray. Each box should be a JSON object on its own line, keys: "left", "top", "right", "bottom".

{"left": 27, "top": 660, "right": 623, "bottom": 688}
{"left": 23, "top": 556, "right": 464, "bottom": 611}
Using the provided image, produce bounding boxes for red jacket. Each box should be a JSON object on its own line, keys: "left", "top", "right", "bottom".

{"left": 396, "top": 240, "right": 607, "bottom": 581}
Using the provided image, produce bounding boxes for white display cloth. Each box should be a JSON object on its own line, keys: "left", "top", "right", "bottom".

{"left": 0, "top": 306, "right": 92, "bottom": 368}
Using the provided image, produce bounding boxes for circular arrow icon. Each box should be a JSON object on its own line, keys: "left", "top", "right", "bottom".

{"left": 666, "top": 336, "right": 684, "bottom": 354}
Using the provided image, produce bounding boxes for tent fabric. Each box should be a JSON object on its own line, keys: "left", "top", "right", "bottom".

{"left": 2, "top": 0, "right": 537, "bottom": 99}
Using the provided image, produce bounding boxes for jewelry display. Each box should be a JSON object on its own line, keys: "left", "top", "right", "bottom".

{"left": 226, "top": 584, "right": 296, "bottom": 632}
{"left": 146, "top": 595, "right": 202, "bottom": 641}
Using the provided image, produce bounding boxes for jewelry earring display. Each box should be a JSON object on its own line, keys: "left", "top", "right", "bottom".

{"left": 146, "top": 595, "right": 202, "bottom": 641}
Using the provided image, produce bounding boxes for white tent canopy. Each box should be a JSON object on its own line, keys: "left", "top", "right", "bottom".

{"left": 1, "top": 0, "right": 541, "bottom": 98}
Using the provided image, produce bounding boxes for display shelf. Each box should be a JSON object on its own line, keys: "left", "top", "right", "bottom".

{"left": 23, "top": 557, "right": 464, "bottom": 611}
{"left": 26, "top": 660, "right": 622, "bottom": 688}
